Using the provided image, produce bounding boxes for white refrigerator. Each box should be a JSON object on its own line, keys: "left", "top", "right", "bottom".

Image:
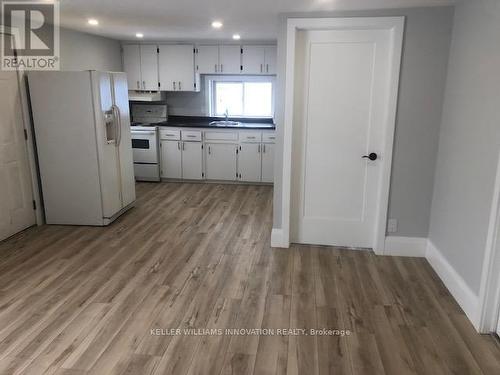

{"left": 28, "top": 71, "right": 136, "bottom": 226}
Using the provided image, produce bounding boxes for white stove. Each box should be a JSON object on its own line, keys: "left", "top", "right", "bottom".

{"left": 130, "top": 104, "right": 167, "bottom": 181}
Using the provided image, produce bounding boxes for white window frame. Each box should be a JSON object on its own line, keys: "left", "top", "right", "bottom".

{"left": 204, "top": 75, "right": 275, "bottom": 118}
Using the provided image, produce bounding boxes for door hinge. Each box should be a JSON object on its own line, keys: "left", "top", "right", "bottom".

{"left": 23, "top": 129, "right": 28, "bottom": 140}
{"left": 236, "top": 148, "right": 239, "bottom": 154}
{"left": 241, "top": 48, "right": 243, "bottom": 54}
{"left": 193, "top": 48, "right": 196, "bottom": 54}
{"left": 194, "top": 82, "right": 197, "bottom": 89}
{"left": 158, "top": 82, "right": 161, "bottom": 88}
{"left": 157, "top": 47, "right": 159, "bottom": 53}
{"left": 240, "top": 65, "right": 243, "bottom": 71}
{"left": 32, "top": 200, "right": 37, "bottom": 210}
{"left": 201, "top": 144, "right": 203, "bottom": 149}
{"left": 202, "top": 172, "right": 205, "bottom": 178}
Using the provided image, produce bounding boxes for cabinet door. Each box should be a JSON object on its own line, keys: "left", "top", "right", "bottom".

{"left": 122, "top": 44, "right": 141, "bottom": 90}
{"left": 140, "top": 45, "right": 158, "bottom": 90}
{"left": 261, "top": 143, "right": 274, "bottom": 183}
{"left": 205, "top": 143, "right": 237, "bottom": 180}
{"left": 241, "top": 46, "right": 265, "bottom": 75}
{"left": 182, "top": 142, "right": 203, "bottom": 180}
{"left": 159, "top": 45, "right": 195, "bottom": 91}
{"left": 219, "top": 45, "right": 241, "bottom": 74}
{"left": 264, "top": 46, "right": 277, "bottom": 74}
{"left": 238, "top": 143, "right": 262, "bottom": 182}
{"left": 160, "top": 140, "right": 182, "bottom": 179}
{"left": 196, "top": 45, "right": 219, "bottom": 74}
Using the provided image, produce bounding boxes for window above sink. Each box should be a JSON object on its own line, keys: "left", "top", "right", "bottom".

{"left": 206, "top": 75, "right": 275, "bottom": 119}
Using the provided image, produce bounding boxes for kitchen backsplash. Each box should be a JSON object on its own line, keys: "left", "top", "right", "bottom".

{"left": 164, "top": 79, "right": 207, "bottom": 116}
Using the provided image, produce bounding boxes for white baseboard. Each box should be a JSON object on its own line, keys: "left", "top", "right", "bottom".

{"left": 384, "top": 236, "right": 427, "bottom": 257}
{"left": 426, "top": 240, "right": 480, "bottom": 329}
{"left": 271, "top": 228, "right": 288, "bottom": 248}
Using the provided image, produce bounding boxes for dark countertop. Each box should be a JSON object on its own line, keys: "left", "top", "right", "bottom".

{"left": 155, "top": 116, "right": 276, "bottom": 130}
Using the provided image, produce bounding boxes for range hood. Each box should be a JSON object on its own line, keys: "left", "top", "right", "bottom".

{"left": 127, "top": 91, "right": 165, "bottom": 102}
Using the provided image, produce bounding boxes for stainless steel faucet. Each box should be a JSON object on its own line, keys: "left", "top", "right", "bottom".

{"left": 224, "top": 109, "right": 229, "bottom": 122}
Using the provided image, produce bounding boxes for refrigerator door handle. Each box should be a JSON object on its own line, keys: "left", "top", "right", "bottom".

{"left": 112, "top": 104, "right": 122, "bottom": 147}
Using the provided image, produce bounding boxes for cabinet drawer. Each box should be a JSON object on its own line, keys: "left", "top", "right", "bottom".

{"left": 239, "top": 132, "right": 262, "bottom": 143}
{"left": 181, "top": 130, "right": 202, "bottom": 141}
{"left": 204, "top": 131, "right": 238, "bottom": 141}
{"left": 159, "top": 129, "right": 180, "bottom": 140}
{"left": 262, "top": 132, "right": 276, "bottom": 143}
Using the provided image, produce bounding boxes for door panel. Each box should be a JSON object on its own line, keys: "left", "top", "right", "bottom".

{"left": 140, "top": 45, "right": 159, "bottom": 91}
{"left": 0, "top": 71, "right": 35, "bottom": 241}
{"left": 205, "top": 143, "right": 237, "bottom": 180}
{"left": 161, "top": 140, "right": 182, "bottom": 179}
{"left": 112, "top": 72, "right": 136, "bottom": 207}
{"left": 264, "top": 46, "right": 277, "bottom": 74}
{"left": 219, "top": 45, "right": 241, "bottom": 74}
{"left": 196, "top": 45, "right": 219, "bottom": 74}
{"left": 261, "top": 143, "right": 275, "bottom": 183}
{"left": 122, "top": 44, "right": 141, "bottom": 90}
{"left": 182, "top": 142, "right": 203, "bottom": 180}
{"left": 158, "top": 45, "right": 195, "bottom": 91}
{"left": 241, "top": 46, "right": 265, "bottom": 74}
{"left": 291, "top": 29, "right": 392, "bottom": 248}
{"left": 91, "top": 72, "right": 122, "bottom": 218}
{"left": 238, "top": 143, "right": 261, "bottom": 182}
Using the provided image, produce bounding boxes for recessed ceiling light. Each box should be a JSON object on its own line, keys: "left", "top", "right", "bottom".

{"left": 135, "top": 33, "right": 144, "bottom": 38}
{"left": 232, "top": 34, "right": 241, "bottom": 40}
{"left": 87, "top": 19, "right": 99, "bottom": 26}
{"left": 211, "top": 21, "right": 223, "bottom": 29}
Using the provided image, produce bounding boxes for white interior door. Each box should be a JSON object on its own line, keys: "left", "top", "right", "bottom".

{"left": 291, "top": 28, "right": 395, "bottom": 249}
{"left": 0, "top": 71, "right": 35, "bottom": 241}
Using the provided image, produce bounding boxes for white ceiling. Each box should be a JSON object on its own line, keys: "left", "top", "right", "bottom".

{"left": 59, "top": 0, "right": 455, "bottom": 41}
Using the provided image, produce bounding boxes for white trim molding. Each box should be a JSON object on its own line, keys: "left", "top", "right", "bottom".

{"left": 384, "top": 236, "right": 427, "bottom": 257}
{"left": 426, "top": 240, "right": 480, "bottom": 330}
{"left": 477, "top": 150, "right": 500, "bottom": 333}
{"left": 279, "top": 16, "right": 405, "bottom": 253}
{"left": 271, "top": 228, "right": 289, "bottom": 248}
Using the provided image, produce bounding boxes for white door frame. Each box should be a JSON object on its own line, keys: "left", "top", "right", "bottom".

{"left": 477, "top": 150, "right": 500, "bottom": 333}
{"left": 276, "top": 17, "right": 404, "bottom": 253}
{"left": 0, "top": 27, "right": 43, "bottom": 226}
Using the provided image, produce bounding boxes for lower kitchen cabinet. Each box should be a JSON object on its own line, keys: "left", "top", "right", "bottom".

{"left": 182, "top": 141, "right": 203, "bottom": 180}
{"left": 160, "top": 140, "right": 182, "bottom": 179}
{"left": 261, "top": 143, "right": 274, "bottom": 183}
{"left": 205, "top": 143, "right": 237, "bottom": 181}
{"left": 238, "top": 143, "right": 261, "bottom": 182}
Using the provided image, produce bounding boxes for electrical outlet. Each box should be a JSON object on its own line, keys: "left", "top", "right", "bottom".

{"left": 387, "top": 219, "right": 398, "bottom": 233}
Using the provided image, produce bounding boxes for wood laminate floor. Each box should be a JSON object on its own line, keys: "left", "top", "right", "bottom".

{"left": 0, "top": 182, "right": 499, "bottom": 375}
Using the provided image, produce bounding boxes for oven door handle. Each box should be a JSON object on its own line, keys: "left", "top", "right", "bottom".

{"left": 131, "top": 131, "right": 156, "bottom": 135}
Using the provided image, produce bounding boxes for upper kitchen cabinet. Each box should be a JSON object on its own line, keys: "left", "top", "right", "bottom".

{"left": 158, "top": 44, "right": 198, "bottom": 92}
{"left": 241, "top": 45, "right": 277, "bottom": 75}
{"left": 122, "top": 44, "right": 159, "bottom": 91}
{"left": 196, "top": 45, "right": 219, "bottom": 74}
{"left": 219, "top": 45, "right": 241, "bottom": 74}
{"left": 264, "top": 46, "right": 277, "bottom": 74}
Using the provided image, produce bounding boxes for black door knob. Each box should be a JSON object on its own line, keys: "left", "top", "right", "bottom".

{"left": 362, "top": 152, "right": 378, "bottom": 161}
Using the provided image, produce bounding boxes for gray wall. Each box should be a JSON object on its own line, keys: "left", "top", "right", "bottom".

{"left": 428, "top": 0, "right": 500, "bottom": 294}
{"left": 273, "top": 6, "right": 454, "bottom": 238}
{"left": 59, "top": 27, "right": 122, "bottom": 71}
{"left": 164, "top": 79, "right": 207, "bottom": 116}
